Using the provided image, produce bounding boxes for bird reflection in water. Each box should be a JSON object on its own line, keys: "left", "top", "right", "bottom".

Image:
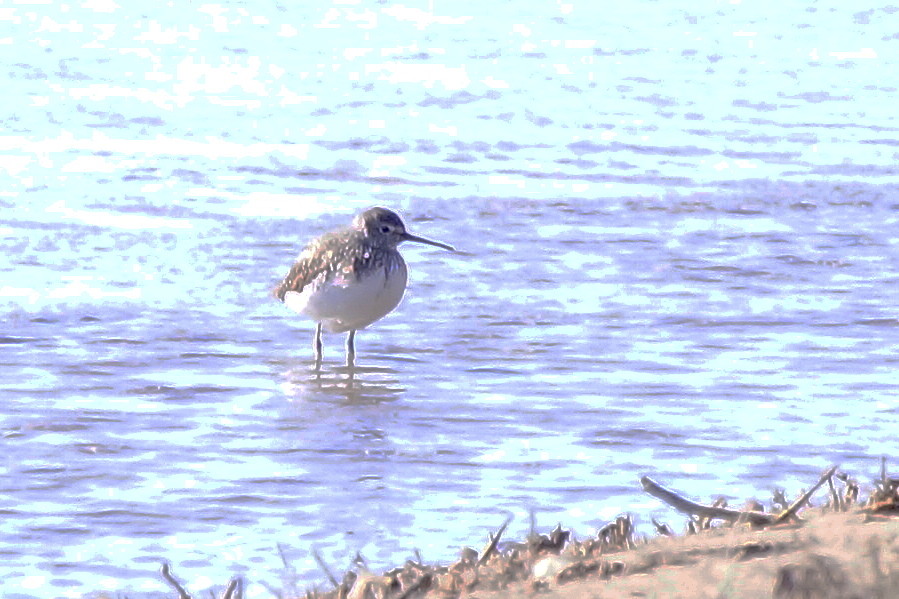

{"left": 280, "top": 361, "right": 406, "bottom": 403}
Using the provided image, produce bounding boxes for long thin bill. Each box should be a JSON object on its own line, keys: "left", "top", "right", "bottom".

{"left": 403, "top": 232, "right": 455, "bottom": 251}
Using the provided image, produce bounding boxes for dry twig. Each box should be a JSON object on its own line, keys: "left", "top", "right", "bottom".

{"left": 477, "top": 517, "right": 511, "bottom": 566}
{"left": 774, "top": 466, "right": 838, "bottom": 524}
{"left": 160, "top": 562, "right": 192, "bottom": 599}
{"left": 640, "top": 476, "right": 775, "bottom": 527}
{"left": 827, "top": 473, "right": 844, "bottom": 512}
{"left": 221, "top": 577, "right": 242, "bottom": 599}
{"left": 312, "top": 548, "right": 341, "bottom": 590}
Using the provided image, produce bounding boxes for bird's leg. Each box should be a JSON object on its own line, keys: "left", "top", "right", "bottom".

{"left": 313, "top": 322, "right": 323, "bottom": 370}
{"left": 345, "top": 329, "right": 356, "bottom": 369}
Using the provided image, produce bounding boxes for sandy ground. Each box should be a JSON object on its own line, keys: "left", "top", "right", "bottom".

{"left": 472, "top": 511, "right": 899, "bottom": 599}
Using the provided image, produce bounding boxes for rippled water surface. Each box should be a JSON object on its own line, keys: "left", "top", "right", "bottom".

{"left": 3, "top": 1, "right": 899, "bottom": 597}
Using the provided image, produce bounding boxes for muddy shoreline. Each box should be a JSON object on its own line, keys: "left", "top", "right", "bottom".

{"left": 150, "top": 461, "right": 899, "bottom": 599}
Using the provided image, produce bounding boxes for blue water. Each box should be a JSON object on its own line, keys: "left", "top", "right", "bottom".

{"left": 2, "top": 1, "right": 899, "bottom": 597}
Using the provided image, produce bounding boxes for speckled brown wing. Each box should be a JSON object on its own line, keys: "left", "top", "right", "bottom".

{"left": 273, "top": 229, "right": 364, "bottom": 301}
{"left": 273, "top": 252, "right": 320, "bottom": 301}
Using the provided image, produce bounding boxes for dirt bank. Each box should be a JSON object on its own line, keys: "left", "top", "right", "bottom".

{"left": 155, "top": 463, "right": 899, "bottom": 599}
{"left": 477, "top": 509, "right": 899, "bottom": 599}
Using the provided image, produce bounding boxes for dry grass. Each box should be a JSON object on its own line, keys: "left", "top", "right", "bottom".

{"left": 476, "top": 510, "right": 899, "bottom": 599}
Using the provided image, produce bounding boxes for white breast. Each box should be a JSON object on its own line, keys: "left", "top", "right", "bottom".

{"left": 283, "top": 261, "right": 408, "bottom": 333}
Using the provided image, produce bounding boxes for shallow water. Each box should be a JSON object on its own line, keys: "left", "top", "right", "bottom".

{"left": 2, "top": 1, "right": 899, "bottom": 597}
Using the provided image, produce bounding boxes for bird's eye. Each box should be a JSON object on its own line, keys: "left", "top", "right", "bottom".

{"left": 380, "top": 225, "right": 392, "bottom": 233}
